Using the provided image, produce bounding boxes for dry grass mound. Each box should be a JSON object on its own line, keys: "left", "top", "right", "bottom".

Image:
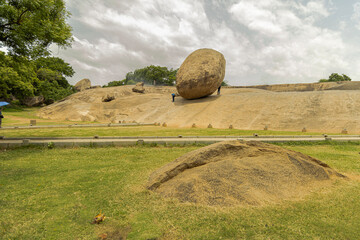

{"left": 147, "top": 141, "right": 345, "bottom": 206}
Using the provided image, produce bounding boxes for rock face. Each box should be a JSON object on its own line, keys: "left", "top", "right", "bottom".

{"left": 74, "top": 78, "right": 91, "bottom": 92}
{"left": 243, "top": 81, "right": 360, "bottom": 92}
{"left": 132, "top": 82, "right": 145, "bottom": 93}
{"left": 176, "top": 48, "right": 226, "bottom": 99}
{"left": 147, "top": 140, "right": 345, "bottom": 206}
{"left": 23, "top": 96, "right": 45, "bottom": 107}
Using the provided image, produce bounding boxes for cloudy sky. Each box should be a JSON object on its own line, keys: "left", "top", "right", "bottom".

{"left": 52, "top": 0, "right": 360, "bottom": 86}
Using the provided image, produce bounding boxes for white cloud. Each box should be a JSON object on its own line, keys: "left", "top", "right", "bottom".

{"left": 54, "top": 0, "right": 359, "bottom": 86}
{"left": 352, "top": 2, "right": 360, "bottom": 30}
{"left": 229, "top": 1, "right": 283, "bottom": 37}
{"left": 227, "top": 0, "right": 347, "bottom": 83}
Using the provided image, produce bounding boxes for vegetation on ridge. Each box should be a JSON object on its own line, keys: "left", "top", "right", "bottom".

{"left": 319, "top": 73, "right": 351, "bottom": 82}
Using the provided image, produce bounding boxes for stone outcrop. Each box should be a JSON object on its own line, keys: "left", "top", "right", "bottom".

{"left": 132, "top": 82, "right": 145, "bottom": 93}
{"left": 74, "top": 78, "right": 91, "bottom": 92}
{"left": 176, "top": 48, "right": 226, "bottom": 99}
{"left": 242, "top": 81, "right": 360, "bottom": 92}
{"left": 23, "top": 96, "right": 45, "bottom": 107}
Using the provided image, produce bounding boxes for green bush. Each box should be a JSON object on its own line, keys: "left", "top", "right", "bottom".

{"left": 319, "top": 73, "right": 351, "bottom": 82}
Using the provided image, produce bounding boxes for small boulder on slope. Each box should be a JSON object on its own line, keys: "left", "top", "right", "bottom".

{"left": 74, "top": 78, "right": 91, "bottom": 92}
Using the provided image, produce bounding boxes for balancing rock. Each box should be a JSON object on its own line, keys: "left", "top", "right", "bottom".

{"left": 176, "top": 48, "right": 226, "bottom": 99}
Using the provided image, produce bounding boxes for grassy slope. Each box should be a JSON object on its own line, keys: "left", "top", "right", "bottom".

{"left": 1, "top": 107, "right": 97, "bottom": 127}
{"left": 0, "top": 107, "right": 340, "bottom": 137}
{"left": 1, "top": 126, "right": 333, "bottom": 138}
{"left": 1, "top": 143, "right": 360, "bottom": 239}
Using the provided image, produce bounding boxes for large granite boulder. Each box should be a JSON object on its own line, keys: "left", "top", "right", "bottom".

{"left": 176, "top": 48, "right": 226, "bottom": 99}
{"left": 132, "top": 82, "right": 145, "bottom": 93}
{"left": 74, "top": 78, "right": 91, "bottom": 92}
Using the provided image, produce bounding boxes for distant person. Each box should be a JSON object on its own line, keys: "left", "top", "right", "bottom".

{"left": 171, "top": 93, "right": 176, "bottom": 102}
{"left": 0, "top": 107, "right": 3, "bottom": 128}
{"left": 217, "top": 85, "right": 221, "bottom": 95}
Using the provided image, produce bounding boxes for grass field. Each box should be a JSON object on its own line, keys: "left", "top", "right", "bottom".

{"left": 0, "top": 107, "right": 342, "bottom": 137}
{"left": 0, "top": 125, "right": 331, "bottom": 138}
{"left": 1, "top": 142, "right": 360, "bottom": 239}
{"left": 1, "top": 107, "right": 97, "bottom": 127}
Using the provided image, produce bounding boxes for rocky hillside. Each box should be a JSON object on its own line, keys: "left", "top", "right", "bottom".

{"left": 38, "top": 83, "right": 360, "bottom": 133}
{"left": 242, "top": 81, "right": 360, "bottom": 92}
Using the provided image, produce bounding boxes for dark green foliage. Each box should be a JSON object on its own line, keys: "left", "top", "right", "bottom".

{"left": 124, "top": 65, "right": 178, "bottom": 86}
{"left": 35, "top": 57, "right": 74, "bottom": 78}
{"left": 319, "top": 73, "right": 352, "bottom": 82}
{"left": 0, "top": 51, "right": 37, "bottom": 100}
{"left": 342, "top": 74, "right": 351, "bottom": 82}
{"left": 0, "top": 51, "right": 75, "bottom": 104}
{"left": 0, "top": 0, "right": 74, "bottom": 104}
{"left": 0, "top": 0, "right": 73, "bottom": 58}
{"left": 37, "top": 77, "right": 74, "bottom": 104}
{"left": 103, "top": 79, "right": 127, "bottom": 88}
{"left": 221, "top": 80, "right": 229, "bottom": 86}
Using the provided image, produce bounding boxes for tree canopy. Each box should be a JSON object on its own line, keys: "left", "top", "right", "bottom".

{"left": 126, "top": 65, "right": 178, "bottom": 86}
{"left": 0, "top": 0, "right": 75, "bottom": 105}
{"left": 104, "top": 65, "right": 178, "bottom": 87}
{"left": 0, "top": 52, "right": 75, "bottom": 104}
{"left": 319, "top": 73, "right": 351, "bottom": 82}
{"left": 0, "top": 0, "right": 73, "bottom": 58}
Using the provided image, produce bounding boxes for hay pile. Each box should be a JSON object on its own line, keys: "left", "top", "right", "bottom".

{"left": 147, "top": 141, "right": 345, "bottom": 206}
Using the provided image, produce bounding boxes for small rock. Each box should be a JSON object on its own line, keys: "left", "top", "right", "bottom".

{"left": 74, "top": 78, "right": 91, "bottom": 92}
{"left": 132, "top": 82, "right": 145, "bottom": 93}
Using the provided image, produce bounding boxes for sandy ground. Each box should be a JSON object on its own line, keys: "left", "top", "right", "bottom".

{"left": 37, "top": 83, "right": 360, "bottom": 133}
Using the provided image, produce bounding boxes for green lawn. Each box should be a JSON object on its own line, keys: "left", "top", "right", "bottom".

{"left": 1, "top": 107, "right": 98, "bottom": 127}
{"left": 0, "top": 107, "right": 342, "bottom": 137}
{"left": 0, "top": 125, "right": 334, "bottom": 138}
{"left": 1, "top": 143, "right": 360, "bottom": 239}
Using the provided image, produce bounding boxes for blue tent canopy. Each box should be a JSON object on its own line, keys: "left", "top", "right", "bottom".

{"left": 0, "top": 102, "right": 9, "bottom": 107}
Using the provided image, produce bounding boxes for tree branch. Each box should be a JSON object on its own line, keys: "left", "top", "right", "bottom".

{"left": 0, "top": 9, "right": 29, "bottom": 30}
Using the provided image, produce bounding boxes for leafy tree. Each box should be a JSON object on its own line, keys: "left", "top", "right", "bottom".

{"left": 342, "top": 74, "right": 351, "bottom": 82}
{"left": 0, "top": 66, "right": 34, "bottom": 100}
{"left": 124, "top": 65, "right": 178, "bottom": 86}
{"left": 34, "top": 60, "right": 75, "bottom": 103}
{"left": 103, "top": 79, "right": 126, "bottom": 88}
{"left": 0, "top": 0, "right": 73, "bottom": 58}
{"left": 0, "top": 51, "right": 75, "bottom": 104}
{"left": 0, "top": 51, "right": 37, "bottom": 100}
{"left": 319, "top": 73, "right": 351, "bottom": 83}
{"left": 35, "top": 57, "right": 74, "bottom": 89}
{"left": 35, "top": 57, "right": 74, "bottom": 78}
{"left": 0, "top": 0, "right": 74, "bottom": 104}
{"left": 37, "top": 79, "right": 73, "bottom": 104}
{"left": 328, "top": 73, "right": 344, "bottom": 82}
